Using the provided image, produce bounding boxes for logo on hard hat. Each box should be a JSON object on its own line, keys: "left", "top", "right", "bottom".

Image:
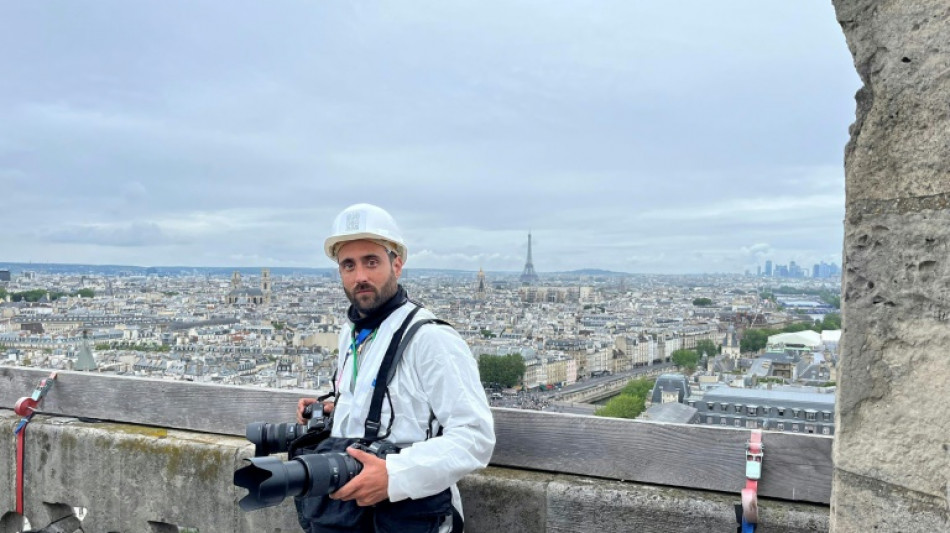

{"left": 345, "top": 212, "right": 361, "bottom": 231}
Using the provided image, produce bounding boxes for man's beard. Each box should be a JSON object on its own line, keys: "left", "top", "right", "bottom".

{"left": 344, "top": 270, "right": 399, "bottom": 316}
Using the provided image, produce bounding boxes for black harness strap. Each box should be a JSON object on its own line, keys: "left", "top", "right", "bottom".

{"left": 363, "top": 306, "right": 421, "bottom": 441}
{"left": 384, "top": 318, "right": 453, "bottom": 385}
{"left": 363, "top": 313, "right": 455, "bottom": 442}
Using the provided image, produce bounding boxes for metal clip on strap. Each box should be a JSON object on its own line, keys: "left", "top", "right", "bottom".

{"left": 737, "top": 429, "right": 763, "bottom": 533}
{"left": 14, "top": 371, "right": 58, "bottom": 516}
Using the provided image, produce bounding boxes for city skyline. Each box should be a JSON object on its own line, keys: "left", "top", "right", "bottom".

{"left": 0, "top": 2, "right": 857, "bottom": 273}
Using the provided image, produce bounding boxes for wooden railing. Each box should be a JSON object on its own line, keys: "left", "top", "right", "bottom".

{"left": 0, "top": 367, "right": 832, "bottom": 505}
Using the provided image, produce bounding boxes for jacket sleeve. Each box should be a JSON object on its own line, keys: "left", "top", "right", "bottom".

{"left": 385, "top": 327, "right": 496, "bottom": 502}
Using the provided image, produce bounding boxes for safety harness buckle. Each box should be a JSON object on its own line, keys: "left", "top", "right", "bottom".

{"left": 736, "top": 429, "right": 763, "bottom": 533}
{"left": 14, "top": 371, "right": 58, "bottom": 516}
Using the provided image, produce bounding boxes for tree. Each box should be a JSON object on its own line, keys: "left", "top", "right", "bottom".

{"left": 740, "top": 328, "right": 779, "bottom": 353}
{"left": 594, "top": 394, "right": 645, "bottom": 419}
{"left": 595, "top": 377, "right": 655, "bottom": 420}
{"left": 478, "top": 353, "right": 525, "bottom": 388}
{"left": 74, "top": 288, "right": 95, "bottom": 298}
{"left": 694, "top": 339, "right": 719, "bottom": 358}
{"left": 671, "top": 349, "right": 699, "bottom": 373}
{"left": 820, "top": 313, "right": 842, "bottom": 330}
{"left": 782, "top": 322, "right": 812, "bottom": 333}
{"left": 819, "top": 291, "right": 841, "bottom": 309}
{"left": 620, "top": 377, "right": 654, "bottom": 398}
{"left": 692, "top": 297, "right": 713, "bottom": 307}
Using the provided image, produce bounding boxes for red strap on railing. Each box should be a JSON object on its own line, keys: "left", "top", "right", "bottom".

{"left": 16, "top": 430, "right": 25, "bottom": 514}
{"left": 13, "top": 371, "right": 57, "bottom": 516}
{"left": 739, "top": 429, "right": 763, "bottom": 532}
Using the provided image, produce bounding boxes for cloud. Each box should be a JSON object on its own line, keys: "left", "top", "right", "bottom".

{"left": 41, "top": 222, "right": 173, "bottom": 247}
{"left": 0, "top": 1, "right": 857, "bottom": 273}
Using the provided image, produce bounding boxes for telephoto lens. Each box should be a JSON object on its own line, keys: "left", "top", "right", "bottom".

{"left": 245, "top": 421, "right": 309, "bottom": 457}
{"left": 233, "top": 451, "right": 363, "bottom": 511}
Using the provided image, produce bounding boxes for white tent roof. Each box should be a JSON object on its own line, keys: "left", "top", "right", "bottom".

{"left": 821, "top": 330, "right": 842, "bottom": 343}
{"left": 768, "top": 330, "right": 822, "bottom": 348}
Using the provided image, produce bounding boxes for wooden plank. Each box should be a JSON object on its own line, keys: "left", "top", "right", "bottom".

{"left": 490, "top": 407, "right": 832, "bottom": 504}
{"left": 0, "top": 367, "right": 315, "bottom": 436}
{"left": 0, "top": 368, "right": 832, "bottom": 503}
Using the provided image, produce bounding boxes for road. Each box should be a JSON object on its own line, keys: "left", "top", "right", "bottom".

{"left": 489, "top": 361, "right": 675, "bottom": 414}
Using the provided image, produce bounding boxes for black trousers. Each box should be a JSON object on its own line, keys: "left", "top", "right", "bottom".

{"left": 294, "top": 437, "right": 456, "bottom": 533}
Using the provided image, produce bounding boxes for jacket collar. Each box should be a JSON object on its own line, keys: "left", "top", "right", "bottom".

{"left": 347, "top": 284, "right": 409, "bottom": 331}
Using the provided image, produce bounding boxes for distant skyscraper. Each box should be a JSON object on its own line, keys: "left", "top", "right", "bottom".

{"left": 764, "top": 260, "right": 773, "bottom": 277}
{"left": 813, "top": 261, "right": 841, "bottom": 279}
{"left": 789, "top": 260, "right": 803, "bottom": 278}
{"left": 0, "top": 269, "right": 9, "bottom": 282}
{"left": 520, "top": 232, "right": 539, "bottom": 284}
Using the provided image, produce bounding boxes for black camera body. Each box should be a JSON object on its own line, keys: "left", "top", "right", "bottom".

{"left": 244, "top": 404, "right": 329, "bottom": 457}
{"left": 233, "top": 408, "right": 400, "bottom": 511}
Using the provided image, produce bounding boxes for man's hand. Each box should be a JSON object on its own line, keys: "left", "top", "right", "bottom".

{"left": 330, "top": 447, "right": 389, "bottom": 507}
{"left": 296, "top": 398, "right": 335, "bottom": 424}
{"left": 296, "top": 398, "right": 318, "bottom": 424}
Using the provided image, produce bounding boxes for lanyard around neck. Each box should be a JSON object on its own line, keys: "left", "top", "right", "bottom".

{"left": 350, "top": 328, "right": 377, "bottom": 385}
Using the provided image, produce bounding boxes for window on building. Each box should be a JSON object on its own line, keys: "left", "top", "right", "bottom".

{"left": 777, "top": 407, "right": 786, "bottom": 417}
{"left": 792, "top": 424, "right": 800, "bottom": 432}
{"left": 747, "top": 406, "right": 757, "bottom": 416}
{"left": 734, "top": 419, "right": 741, "bottom": 428}
{"left": 805, "top": 425, "right": 815, "bottom": 434}
{"left": 746, "top": 419, "right": 757, "bottom": 429}
{"left": 707, "top": 402, "right": 715, "bottom": 411}
{"left": 822, "top": 427, "right": 830, "bottom": 435}
{"left": 822, "top": 411, "right": 832, "bottom": 422}
{"left": 777, "top": 422, "right": 785, "bottom": 431}
{"left": 792, "top": 409, "right": 801, "bottom": 419}
{"left": 721, "top": 418, "right": 727, "bottom": 425}
{"left": 806, "top": 411, "right": 817, "bottom": 421}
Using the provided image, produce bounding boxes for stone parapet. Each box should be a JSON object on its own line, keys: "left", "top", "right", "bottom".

{"left": 0, "top": 411, "right": 828, "bottom": 532}
{"left": 832, "top": 0, "right": 950, "bottom": 531}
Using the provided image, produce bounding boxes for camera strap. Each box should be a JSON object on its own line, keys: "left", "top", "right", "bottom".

{"left": 363, "top": 307, "right": 454, "bottom": 443}
{"left": 362, "top": 305, "right": 420, "bottom": 441}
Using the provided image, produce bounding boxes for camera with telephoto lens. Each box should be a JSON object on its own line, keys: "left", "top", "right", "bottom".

{"left": 244, "top": 403, "right": 326, "bottom": 457}
{"left": 233, "top": 404, "right": 400, "bottom": 511}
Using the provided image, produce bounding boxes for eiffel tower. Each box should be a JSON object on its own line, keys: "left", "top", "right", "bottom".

{"left": 520, "top": 232, "right": 539, "bottom": 284}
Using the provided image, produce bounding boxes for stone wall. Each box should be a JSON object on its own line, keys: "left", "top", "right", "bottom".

{"left": 831, "top": 1, "right": 950, "bottom": 530}
{"left": 0, "top": 412, "right": 828, "bottom": 533}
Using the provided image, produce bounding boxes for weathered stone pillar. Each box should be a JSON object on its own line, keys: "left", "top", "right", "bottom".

{"left": 831, "top": 1, "right": 950, "bottom": 531}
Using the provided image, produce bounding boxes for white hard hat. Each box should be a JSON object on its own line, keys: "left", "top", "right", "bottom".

{"left": 324, "top": 203, "right": 408, "bottom": 262}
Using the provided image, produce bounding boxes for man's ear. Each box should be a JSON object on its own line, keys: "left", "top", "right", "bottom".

{"left": 392, "top": 255, "right": 404, "bottom": 278}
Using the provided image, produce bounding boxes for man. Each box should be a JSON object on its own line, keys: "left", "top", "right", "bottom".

{"left": 295, "top": 203, "right": 495, "bottom": 533}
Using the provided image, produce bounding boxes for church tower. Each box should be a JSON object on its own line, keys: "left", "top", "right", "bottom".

{"left": 476, "top": 268, "right": 487, "bottom": 301}
{"left": 261, "top": 268, "right": 272, "bottom": 305}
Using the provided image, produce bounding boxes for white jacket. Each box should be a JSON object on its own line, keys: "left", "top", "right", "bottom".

{"left": 331, "top": 301, "right": 496, "bottom": 510}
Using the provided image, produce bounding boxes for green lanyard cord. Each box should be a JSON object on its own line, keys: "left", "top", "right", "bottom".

{"left": 350, "top": 328, "right": 377, "bottom": 385}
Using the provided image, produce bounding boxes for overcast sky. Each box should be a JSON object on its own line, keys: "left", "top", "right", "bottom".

{"left": 0, "top": 1, "right": 860, "bottom": 274}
